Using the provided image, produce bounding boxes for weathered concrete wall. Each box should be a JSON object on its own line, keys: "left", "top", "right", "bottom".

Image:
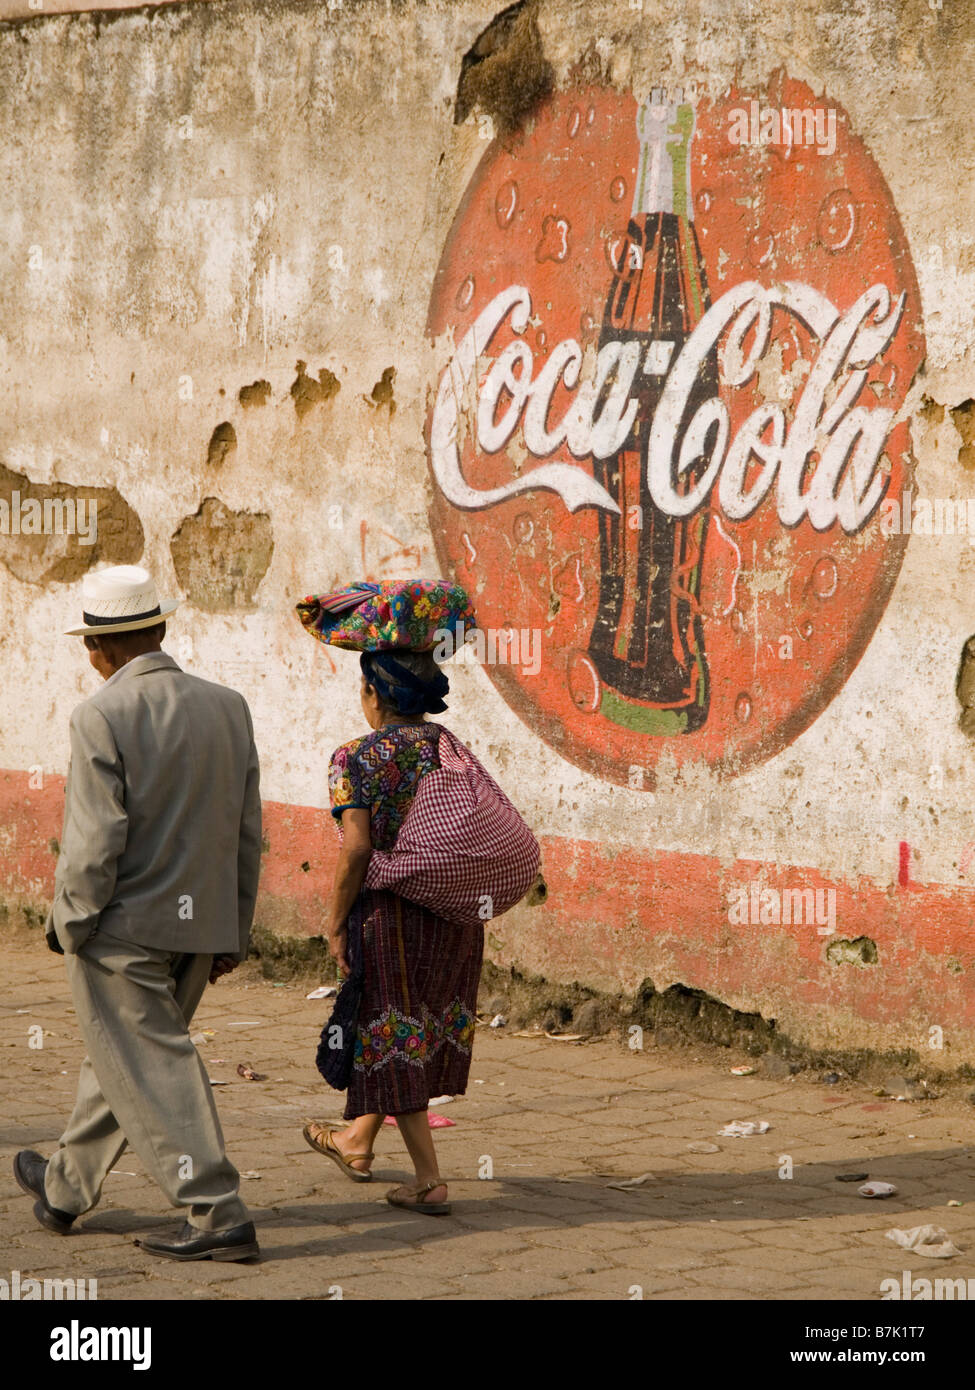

{"left": 0, "top": 0, "right": 202, "bottom": 17}
{"left": 2, "top": 0, "right": 975, "bottom": 1059}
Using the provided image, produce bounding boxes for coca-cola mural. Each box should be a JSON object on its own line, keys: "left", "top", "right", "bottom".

{"left": 427, "top": 76, "right": 924, "bottom": 786}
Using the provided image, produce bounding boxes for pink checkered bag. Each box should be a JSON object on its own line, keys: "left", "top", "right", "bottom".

{"left": 363, "top": 727, "right": 540, "bottom": 927}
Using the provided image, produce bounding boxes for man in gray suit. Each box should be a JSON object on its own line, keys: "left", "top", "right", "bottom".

{"left": 14, "top": 565, "right": 263, "bottom": 1262}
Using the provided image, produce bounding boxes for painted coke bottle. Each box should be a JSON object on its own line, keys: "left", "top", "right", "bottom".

{"left": 587, "top": 89, "right": 717, "bottom": 735}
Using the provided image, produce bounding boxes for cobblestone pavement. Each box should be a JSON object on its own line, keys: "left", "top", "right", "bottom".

{"left": 3, "top": 941, "right": 975, "bottom": 1302}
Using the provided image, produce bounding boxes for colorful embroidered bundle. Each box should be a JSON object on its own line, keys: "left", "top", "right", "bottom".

{"left": 295, "top": 579, "right": 476, "bottom": 652}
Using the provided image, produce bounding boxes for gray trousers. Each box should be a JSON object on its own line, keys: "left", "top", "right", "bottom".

{"left": 45, "top": 930, "right": 249, "bottom": 1232}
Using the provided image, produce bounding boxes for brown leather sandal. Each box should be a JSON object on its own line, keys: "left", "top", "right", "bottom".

{"left": 301, "top": 1123, "right": 374, "bottom": 1183}
{"left": 386, "top": 1180, "right": 451, "bottom": 1216}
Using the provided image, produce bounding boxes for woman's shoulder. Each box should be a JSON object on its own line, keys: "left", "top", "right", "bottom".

{"left": 329, "top": 733, "right": 370, "bottom": 768}
{"left": 332, "top": 722, "right": 445, "bottom": 762}
{"left": 373, "top": 721, "right": 444, "bottom": 745}
{"left": 393, "top": 721, "right": 444, "bottom": 750}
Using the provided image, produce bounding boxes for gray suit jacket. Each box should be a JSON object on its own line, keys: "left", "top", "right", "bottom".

{"left": 47, "top": 652, "right": 262, "bottom": 957}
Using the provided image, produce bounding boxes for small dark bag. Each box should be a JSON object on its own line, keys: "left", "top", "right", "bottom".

{"left": 315, "top": 908, "right": 364, "bottom": 1091}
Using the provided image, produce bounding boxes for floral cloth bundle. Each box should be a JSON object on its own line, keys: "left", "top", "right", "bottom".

{"left": 296, "top": 579, "right": 476, "bottom": 652}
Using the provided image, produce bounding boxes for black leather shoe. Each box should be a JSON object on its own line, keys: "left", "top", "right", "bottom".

{"left": 13, "top": 1151, "right": 76, "bottom": 1235}
{"left": 135, "top": 1221, "right": 260, "bottom": 1262}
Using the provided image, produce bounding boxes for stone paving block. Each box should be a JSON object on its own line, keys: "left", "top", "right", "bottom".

{"left": 264, "top": 1230, "right": 400, "bottom": 1260}
{"left": 430, "top": 1290, "right": 516, "bottom": 1301}
{"left": 589, "top": 1101, "right": 664, "bottom": 1123}
{"left": 449, "top": 1269, "right": 577, "bottom": 1298}
{"left": 82, "top": 1270, "right": 153, "bottom": 1295}
{"left": 736, "top": 1242, "right": 854, "bottom": 1276}
{"left": 340, "top": 1273, "right": 465, "bottom": 1300}
{"left": 521, "top": 1224, "right": 650, "bottom": 1254}
{"left": 617, "top": 1249, "right": 713, "bottom": 1273}
{"left": 656, "top": 1225, "right": 761, "bottom": 1253}
{"left": 108, "top": 1278, "right": 197, "bottom": 1300}
{"left": 47, "top": 1228, "right": 141, "bottom": 1254}
{"left": 415, "top": 1230, "right": 532, "bottom": 1264}
{"left": 751, "top": 1227, "right": 860, "bottom": 1255}
{"left": 208, "top": 1267, "right": 352, "bottom": 1299}
{"left": 496, "top": 1244, "right": 617, "bottom": 1278}
{"left": 514, "top": 1096, "right": 593, "bottom": 1115}
{"left": 5, "top": 1250, "right": 104, "bottom": 1280}
{"left": 693, "top": 1288, "right": 787, "bottom": 1300}
{"left": 296, "top": 1230, "right": 416, "bottom": 1259}
{"left": 376, "top": 1246, "right": 499, "bottom": 1280}
{"left": 494, "top": 1195, "right": 617, "bottom": 1224}
{"left": 795, "top": 1266, "right": 887, "bottom": 1293}
{"left": 449, "top": 1207, "right": 564, "bottom": 1233}
{"left": 6, "top": 1226, "right": 97, "bottom": 1256}
{"left": 563, "top": 1269, "right": 686, "bottom": 1299}
{"left": 138, "top": 1256, "right": 261, "bottom": 1284}
{"left": 672, "top": 1081, "right": 786, "bottom": 1102}
{"left": 683, "top": 1262, "right": 806, "bottom": 1294}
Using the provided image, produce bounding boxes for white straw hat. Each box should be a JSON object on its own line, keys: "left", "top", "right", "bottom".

{"left": 64, "top": 565, "right": 179, "bottom": 637}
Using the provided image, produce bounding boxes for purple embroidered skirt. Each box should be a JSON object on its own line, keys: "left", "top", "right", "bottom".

{"left": 343, "top": 887, "right": 484, "bottom": 1120}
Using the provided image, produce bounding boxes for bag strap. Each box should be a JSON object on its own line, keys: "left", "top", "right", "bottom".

{"left": 436, "top": 727, "right": 520, "bottom": 816}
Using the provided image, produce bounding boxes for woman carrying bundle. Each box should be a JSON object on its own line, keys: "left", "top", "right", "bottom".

{"left": 295, "top": 581, "right": 537, "bottom": 1216}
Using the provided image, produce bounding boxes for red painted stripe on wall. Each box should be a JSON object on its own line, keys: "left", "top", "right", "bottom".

{"left": 4, "top": 766, "right": 975, "bottom": 1036}
{"left": 0, "top": 768, "right": 342, "bottom": 932}
{"left": 529, "top": 834, "right": 975, "bottom": 1030}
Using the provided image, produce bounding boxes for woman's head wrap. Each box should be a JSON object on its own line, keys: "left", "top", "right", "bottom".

{"left": 359, "top": 650, "right": 449, "bottom": 716}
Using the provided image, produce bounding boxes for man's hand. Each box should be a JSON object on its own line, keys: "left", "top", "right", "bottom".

{"left": 327, "top": 925, "right": 350, "bottom": 977}
{"left": 209, "top": 955, "right": 239, "bottom": 984}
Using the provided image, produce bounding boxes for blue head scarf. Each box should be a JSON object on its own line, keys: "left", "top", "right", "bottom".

{"left": 360, "top": 651, "right": 449, "bottom": 716}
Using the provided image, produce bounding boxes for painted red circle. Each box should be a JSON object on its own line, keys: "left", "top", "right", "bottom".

{"left": 426, "top": 76, "right": 924, "bottom": 787}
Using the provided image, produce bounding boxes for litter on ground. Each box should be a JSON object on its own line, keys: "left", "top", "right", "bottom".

{"left": 719, "top": 1120, "right": 770, "bottom": 1137}
{"left": 607, "top": 1172, "right": 655, "bottom": 1190}
{"left": 886, "top": 1225, "right": 960, "bottom": 1258}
